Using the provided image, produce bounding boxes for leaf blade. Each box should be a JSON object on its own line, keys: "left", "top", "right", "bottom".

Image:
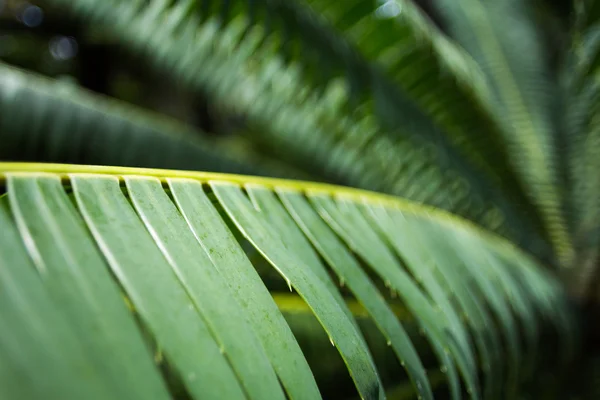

{"left": 71, "top": 174, "right": 247, "bottom": 400}
{"left": 125, "top": 176, "right": 286, "bottom": 400}
{"left": 6, "top": 174, "right": 171, "bottom": 400}
{"left": 278, "top": 188, "right": 434, "bottom": 400}
{"left": 167, "top": 177, "right": 322, "bottom": 400}
{"left": 211, "top": 181, "right": 384, "bottom": 400}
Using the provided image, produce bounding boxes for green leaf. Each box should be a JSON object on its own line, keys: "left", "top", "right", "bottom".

{"left": 6, "top": 174, "right": 170, "bottom": 399}
{"left": 124, "top": 176, "right": 286, "bottom": 400}
{"left": 308, "top": 194, "right": 474, "bottom": 399}
{"left": 363, "top": 204, "right": 502, "bottom": 398}
{"left": 278, "top": 189, "right": 433, "bottom": 400}
{"left": 564, "top": 23, "right": 600, "bottom": 296}
{"left": 44, "top": 0, "right": 546, "bottom": 248}
{"left": 0, "top": 162, "right": 573, "bottom": 399}
{"left": 167, "top": 178, "right": 322, "bottom": 399}
{"left": 211, "top": 182, "right": 385, "bottom": 400}
{"left": 246, "top": 185, "right": 360, "bottom": 329}
{"left": 70, "top": 174, "right": 249, "bottom": 400}
{"left": 433, "top": 0, "right": 573, "bottom": 265}
{"left": 0, "top": 62, "right": 283, "bottom": 178}
{"left": 300, "top": 0, "right": 530, "bottom": 219}
{"left": 0, "top": 200, "right": 116, "bottom": 399}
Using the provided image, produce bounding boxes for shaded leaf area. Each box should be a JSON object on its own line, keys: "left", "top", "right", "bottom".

{"left": 42, "top": 0, "right": 548, "bottom": 251}
{"left": 0, "top": 62, "right": 307, "bottom": 180}
{"left": 0, "top": 164, "right": 572, "bottom": 399}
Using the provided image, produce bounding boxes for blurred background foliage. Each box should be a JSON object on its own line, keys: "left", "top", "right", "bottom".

{"left": 3, "top": 0, "right": 600, "bottom": 398}
{"left": 0, "top": 0, "right": 583, "bottom": 272}
{"left": 0, "top": 0, "right": 568, "bottom": 254}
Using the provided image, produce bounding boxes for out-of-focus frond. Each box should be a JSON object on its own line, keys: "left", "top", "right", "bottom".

{"left": 434, "top": 0, "right": 574, "bottom": 266}
{"left": 564, "top": 20, "right": 600, "bottom": 296}
{"left": 299, "top": 0, "right": 525, "bottom": 210}
{"left": 0, "top": 62, "right": 305, "bottom": 179}
{"left": 40, "top": 0, "right": 551, "bottom": 254}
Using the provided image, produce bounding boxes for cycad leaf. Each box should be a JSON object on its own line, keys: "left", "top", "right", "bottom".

{"left": 70, "top": 175, "right": 250, "bottom": 400}
{"left": 6, "top": 175, "right": 171, "bottom": 399}
{"left": 444, "top": 224, "right": 532, "bottom": 382}
{"left": 278, "top": 189, "right": 433, "bottom": 400}
{"left": 211, "top": 182, "right": 384, "bottom": 400}
{"left": 309, "top": 194, "right": 476, "bottom": 398}
{"left": 364, "top": 204, "right": 502, "bottom": 398}
{"left": 124, "top": 176, "right": 286, "bottom": 400}
{"left": 565, "top": 22, "right": 600, "bottom": 295}
{"left": 246, "top": 185, "right": 360, "bottom": 329}
{"left": 0, "top": 162, "right": 573, "bottom": 399}
{"left": 0, "top": 201, "right": 120, "bottom": 400}
{"left": 299, "top": 0, "right": 526, "bottom": 211}
{"left": 166, "top": 178, "right": 322, "bottom": 399}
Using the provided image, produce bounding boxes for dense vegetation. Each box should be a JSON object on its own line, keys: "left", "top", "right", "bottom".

{"left": 0, "top": 0, "right": 599, "bottom": 398}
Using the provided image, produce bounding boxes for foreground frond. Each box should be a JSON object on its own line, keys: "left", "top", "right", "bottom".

{"left": 0, "top": 162, "right": 573, "bottom": 399}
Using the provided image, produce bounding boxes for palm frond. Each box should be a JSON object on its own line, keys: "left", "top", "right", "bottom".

{"left": 40, "top": 0, "right": 550, "bottom": 251}
{"left": 0, "top": 162, "right": 573, "bottom": 399}
{"left": 299, "top": 0, "right": 525, "bottom": 207}
{"left": 0, "top": 62, "right": 306, "bottom": 178}
{"left": 433, "top": 0, "right": 573, "bottom": 265}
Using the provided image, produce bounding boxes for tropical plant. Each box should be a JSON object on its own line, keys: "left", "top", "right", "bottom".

{"left": 0, "top": 163, "right": 574, "bottom": 400}
{"left": 0, "top": 0, "right": 597, "bottom": 399}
